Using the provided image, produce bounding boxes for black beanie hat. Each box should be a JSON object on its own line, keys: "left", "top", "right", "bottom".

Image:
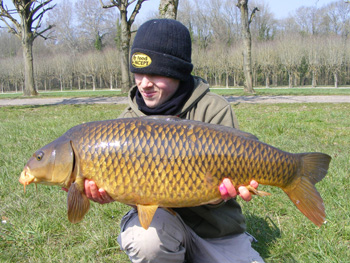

{"left": 130, "top": 19, "right": 193, "bottom": 81}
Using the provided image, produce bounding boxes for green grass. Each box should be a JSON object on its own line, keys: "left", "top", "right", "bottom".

{"left": 1, "top": 86, "right": 350, "bottom": 99}
{"left": 0, "top": 90, "right": 127, "bottom": 99}
{"left": 212, "top": 86, "right": 350, "bottom": 96}
{"left": 1, "top": 103, "right": 349, "bottom": 262}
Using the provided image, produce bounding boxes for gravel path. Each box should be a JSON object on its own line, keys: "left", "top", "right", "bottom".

{"left": 1, "top": 95, "right": 350, "bottom": 107}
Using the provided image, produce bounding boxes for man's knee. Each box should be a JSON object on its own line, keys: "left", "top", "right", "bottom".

{"left": 120, "top": 226, "right": 173, "bottom": 262}
{"left": 117, "top": 209, "right": 188, "bottom": 263}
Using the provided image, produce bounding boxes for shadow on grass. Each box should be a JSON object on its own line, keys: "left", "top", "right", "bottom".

{"left": 245, "top": 213, "right": 298, "bottom": 262}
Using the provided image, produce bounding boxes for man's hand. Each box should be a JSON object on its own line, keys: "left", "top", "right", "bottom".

{"left": 219, "top": 178, "right": 259, "bottom": 202}
{"left": 84, "top": 179, "right": 114, "bottom": 204}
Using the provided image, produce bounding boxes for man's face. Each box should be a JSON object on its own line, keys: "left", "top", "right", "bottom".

{"left": 134, "top": 74, "right": 180, "bottom": 108}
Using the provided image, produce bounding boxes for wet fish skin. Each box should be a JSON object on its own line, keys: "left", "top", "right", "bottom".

{"left": 19, "top": 116, "right": 331, "bottom": 229}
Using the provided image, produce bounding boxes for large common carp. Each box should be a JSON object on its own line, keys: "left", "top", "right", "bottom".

{"left": 19, "top": 116, "right": 331, "bottom": 229}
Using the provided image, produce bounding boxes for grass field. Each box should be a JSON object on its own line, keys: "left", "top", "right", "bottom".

{"left": 1, "top": 86, "right": 350, "bottom": 99}
{"left": 1, "top": 103, "right": 349, "bottom": 262}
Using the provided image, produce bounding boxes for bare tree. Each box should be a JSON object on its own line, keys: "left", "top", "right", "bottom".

{"left": 294, "top": 6, "right": 323, "bottom": 35}
{"left": 306, "top": 36, "right": 323, "bottom": 88}
{"left": 277, "top": 34, "right": 304, "bottom": 88}
{"left": 192, "top": 1, "right": 212, "bottom": 50}
{"left": 46, "top": 0, "right": 79, "bottom": 52}
{"left": 249, "top": 0, "right": 276, "bottom": 41}
{"left": 325, "top": 1, "right": 350, "bottom": 39}
{"left": 324, "top": 35, "right": 345, "bottom": 88}
{"left": 159, "top": 0, "right": 178, "bottom": 19}
{"left": 256, "top": 41, "right": 277, "bottom": 88}
{"left": 0, "top": 0, "right": 55, "bottom": 96}
{"left": 99, "top": 0, "right": 146, "bottom": 93}
{"left": 76, "top": 0, "right": 116, "bottom": 50}
{"left": 0, "top": 29, "right": 21, "bottom": 58}
{"left": 102, "top": 48, "right": 121, "bottom": 89}
{"left": 205, "top": 0, "right": 237, "bottom": 45}
{"left": 236, "top": 0, "right": 258, "bottom": 93}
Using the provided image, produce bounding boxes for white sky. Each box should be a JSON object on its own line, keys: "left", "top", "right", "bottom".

{"left": 0, "top": 0, "right": 338, "bottom": 26}
{"left": 139, "top": 0, "right": 336, "bottom": 21}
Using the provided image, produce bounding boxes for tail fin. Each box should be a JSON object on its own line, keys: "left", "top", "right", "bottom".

{"left": 283, "top": 153, "right": 331, "bottom": 227}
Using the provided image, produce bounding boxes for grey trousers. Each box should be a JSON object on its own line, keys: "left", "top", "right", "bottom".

{"left": 117, "top": 208, "right": 264, "bottom": 263}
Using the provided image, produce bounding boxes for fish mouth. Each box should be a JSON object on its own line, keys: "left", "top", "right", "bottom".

{"left": 19, "top": 168, "right": 35, "bottom": 193}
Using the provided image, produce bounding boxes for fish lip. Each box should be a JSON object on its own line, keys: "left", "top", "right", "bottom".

{"left": 19, "top": 168, "right": 35, "bottom": 191}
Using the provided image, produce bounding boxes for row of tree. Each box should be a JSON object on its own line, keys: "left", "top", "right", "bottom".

{"left": 1, "top": 33, "right": 349, "bottom": 94}
{"left": 1, "top": 0, "right": 350, "bottom": 94}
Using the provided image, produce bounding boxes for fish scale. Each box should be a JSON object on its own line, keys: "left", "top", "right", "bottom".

{"left": 76, "top": 119, "right": 290, "bottom": 203}
{"left": 20, "top": 116, "right": 331, "bottom": 228}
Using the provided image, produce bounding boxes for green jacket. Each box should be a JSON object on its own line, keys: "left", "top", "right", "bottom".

{"left": 119, "top": 76, "right": 246, "bottom": 238}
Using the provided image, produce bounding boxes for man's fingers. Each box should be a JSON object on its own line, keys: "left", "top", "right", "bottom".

{"left": 89, "top": 181, "right": 100, "bottom": 200}
{"left": 219, "top": 179, "right": 258, "bottom": 202}
{"left": 219, "top": 183, "right": 228, "bottom": 196}
{"left": 238, "top": 186, "right": 252, "bottom": 202}
{"left": 250, "top": 180, "right": 259, "bottom": 189}
{"left": 223, "top": 178, "right": 237, "bottom": 198}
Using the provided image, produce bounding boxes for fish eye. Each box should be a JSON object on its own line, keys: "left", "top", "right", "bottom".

{"left": 36, "top": 151, "right": 44, "bottom": 161}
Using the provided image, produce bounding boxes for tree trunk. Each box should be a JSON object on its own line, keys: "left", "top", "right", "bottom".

{"left": 226, "top": 71, "right": 229, "bottom": 88}
{"left": 288, "top": 71, "right": 293, "bottom": 88}
{"left": 265, "top": 74, "right": 270, "bottom": 88}
{"left": 237, "top": 0, "right": 255, "bottom": 93}
{"left": 60, "top": 74, "right": 63, "bottom": 91}
{"left": 110, "top": 73, "right": 114, "bottom": 90}
{"left": 99, "top": 0, "right": 146, "bottom": 92}
{"left": 22, "top": 36, "right": 38, "bottom": 96}
{"left": 312, "top": 70, "right": 317, "bottom": 88}
{"left": 77, "top": 76, "right": 81, "bottom": 90}
{"left": 294, "top": 73, "right": 298, "bottom": 87}
{"left": 120, "top": 11, "right": 131, "bottom": 93}
{"left": 334, "top": 72, "right": 338, "bottom": 88}
{"left": 272, "top": 73, "right": 278, "bottom": 87}
{"left": 92, "top": 75, "right": 96, "bottom": 91}
{"left": 159, "top": 0, "right": 178, "bottom": 19}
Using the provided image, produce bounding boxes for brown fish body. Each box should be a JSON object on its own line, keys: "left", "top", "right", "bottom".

{"left": 20, "top": 116, "right": 331, "bottom": 229}
{"left": 71, "top": 118, "right": 296, "bottom": 205}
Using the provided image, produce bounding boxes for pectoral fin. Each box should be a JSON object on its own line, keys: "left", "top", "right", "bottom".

{"left": 67, "top": 182, "right": 90, "bottom": 223}
{"left": 137, "top": 204, "right": 159, "bottom": 230}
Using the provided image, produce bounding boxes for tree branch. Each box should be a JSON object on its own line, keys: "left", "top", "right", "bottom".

{"left": 35, "top": 24, "right": 55, "bottom": 40}
{"left": 32, "top": 1, "right": 55, "bottom": 23}
{"left": 99, "top": 0, "right": 120, "bottom": 9}
{"left": 249, "top": 7, "right": 259, "bottom": 25}
{"left": 0, "top": 1, "right": 21, "bottom": 30}
{"left": 31, "top": 0, "right": 53, "bottom": 14}
{"left": 129, "top": 0, "right": 147, "bottom": 25}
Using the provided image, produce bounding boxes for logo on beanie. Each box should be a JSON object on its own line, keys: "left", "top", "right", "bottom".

{"left": 131, "top": 52, "right": 152, "bottom": 68}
